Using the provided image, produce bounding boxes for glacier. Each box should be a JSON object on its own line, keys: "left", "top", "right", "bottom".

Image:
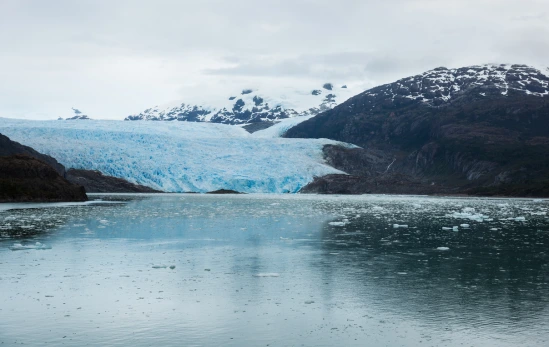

{"left": 0, "top": 118, "right": 350, "bottom": 193}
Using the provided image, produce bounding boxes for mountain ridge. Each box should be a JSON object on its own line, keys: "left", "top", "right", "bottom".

{"left": 124, "top": 83, "right": 356, "bottom": 124}
{"left": 285, "top": 64, "right": 549, "bottom": 196}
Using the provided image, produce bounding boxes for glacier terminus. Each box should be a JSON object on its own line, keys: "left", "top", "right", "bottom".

{"left": 0, "top": 118, "right": 350, "bottom": 193}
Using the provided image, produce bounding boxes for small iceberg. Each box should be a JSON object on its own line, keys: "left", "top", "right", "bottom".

{"left": 329, "top": 221, "right": 348, "bottom": 227}
{"left": 442, "top": 226, "right": 459, "bottom": 231}
{"left": 393, "top": 224, "right": 408, "bottom": 229}
{"left": 436, "top": 247, "right": 450, "bottom": 251}
{"left": 10, "top": 242, "right": 52, "bottom": 251}
{"left": 446, "top": 210, "right": 490, "bottom": 222}
{"left": 253, "top": 273, "right": 280, "bottom": 277}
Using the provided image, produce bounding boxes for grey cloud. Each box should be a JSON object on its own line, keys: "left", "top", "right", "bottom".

{"left": 0, "top": 0, "right": 548, "bottom": 119}
{"left": 205, "top": 51, "right": 468, "bottom": 85}
{"left": 205, "top": 52, "right": 374, "bottom": 79}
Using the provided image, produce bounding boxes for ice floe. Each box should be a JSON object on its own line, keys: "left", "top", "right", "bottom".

{"left": 9, "top": 242, "right": 52, "bottom": 251}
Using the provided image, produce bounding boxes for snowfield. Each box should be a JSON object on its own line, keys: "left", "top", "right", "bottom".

{"left": 249, "top": 115, "right": 318, "bottom": 138}
{"left": 0, "top": 118, "right": 349, "bottom": 193}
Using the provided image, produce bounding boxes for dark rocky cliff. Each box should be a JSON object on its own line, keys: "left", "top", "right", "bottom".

{"left": 1, "top": 133, "right": 160, "bottom": 198}
{"left": 0, "top": 154, "right": 87, "bottom": 202}
{"left": 66, "top": 169, "right": 161, "bottom": 193}
{"left": 285, "top": 64, "right": 549, "bottom": 196}
{"left": 0, "top": 133, "right": 65, "bottom": 176}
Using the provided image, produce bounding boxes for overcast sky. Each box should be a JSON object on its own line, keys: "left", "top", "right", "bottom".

{"left": 1, "top": 0, "right": 548, "bottom": 120}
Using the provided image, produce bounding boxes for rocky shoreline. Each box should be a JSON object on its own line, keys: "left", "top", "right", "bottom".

{"left": 1, "top": 133, "right": 162, "bottom": 202}
{"left": 66, "top": 169, "right": 162, "bottom": 193}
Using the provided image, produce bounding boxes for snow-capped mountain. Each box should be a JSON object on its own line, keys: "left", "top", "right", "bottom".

{"left": 61, "top": 108, "right": 91, "bottom": 120}
{"left": 285, "top": 64, "right": 549, "bottom": 196}
{"left": 352, "top": 64, "right": 549, "bottom": 111}
{"left": 125, "top": 83, "right": 355, "bottom": 124}
{"left": 65, "top": 115, "right": 91, "bottom": 120}
{"left": 287, "top": 64, "right": 549, "bottom": 146}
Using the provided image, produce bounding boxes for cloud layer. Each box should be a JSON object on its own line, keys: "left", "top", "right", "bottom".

{"left": 1, "top": 0, "right": 548, "bottom": 119}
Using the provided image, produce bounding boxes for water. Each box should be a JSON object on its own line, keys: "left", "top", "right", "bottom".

{"left": 1, "top": 194, "right": 548, "bottom": 346}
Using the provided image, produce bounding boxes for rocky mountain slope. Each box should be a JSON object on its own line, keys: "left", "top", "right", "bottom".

{"left": 0, "top": 154, "right": 88, "bottom": 203}
{"left": 285, "top": 64, "right": 549, "bottom": 196}
{"left": 66, "top": 169, "right": 161, "bottom": 193}
{"left": 1, "top": 133, "right": 159, "bottom": 195}
{"left": 125, "top": 83, "right": 355, "bottom": 125}
{"left": 65, "top": 115, "right": 91, "bottom": 120}
{"left": 1, "top": 133, "right": 87, "bottom": 202}
{"left": 1, "top": 133, "right": 66, "bottom": 176}
{"left": 57, "top": 108, "right": 92, "bottom": 120}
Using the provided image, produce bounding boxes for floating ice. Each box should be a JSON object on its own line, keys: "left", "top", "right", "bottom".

{"left": 329, "top": 221, "right": 348, "bottom": 227}
{"left": 9, "top": 242, "right": 52, "bottom": 251}
{"left": 253, "top": 273, "right": 280, "bottom": 277}
{"left": 437, "top": 247, "right": 450, "bottom": 251}
{"left": 442, "top": 226, "right": 459, "bottom": 231}
{"left": 447, "top": 211, "right": 491, "bottom": 222}
{"left": 460, "top": 224, "right": 470, "bottom": 228}
{"left": 393, "top": 224, "right": 408, "bottom": 229}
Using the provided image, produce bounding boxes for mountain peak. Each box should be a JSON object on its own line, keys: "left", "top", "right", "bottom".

{"left": 125, "top": 82, "right": 354, "bottom": 124}
{"left": 356, "top": 64, "right": 548, "bottom": 109}
{"left": 66, "top": 107, "right": 91, "bottom": 120}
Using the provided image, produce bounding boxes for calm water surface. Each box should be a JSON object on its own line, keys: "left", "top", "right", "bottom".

{"left": 1, "top": 194, "right": 548, "bottom": 346}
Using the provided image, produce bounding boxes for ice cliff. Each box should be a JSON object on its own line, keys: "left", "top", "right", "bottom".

{"left": 0, "top": 119, "right": 348, "bottom": 193}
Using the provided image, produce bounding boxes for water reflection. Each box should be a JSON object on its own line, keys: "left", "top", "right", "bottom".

{"left": 318, "top": 210, "right": 549, "bottom": 331}
{"left": 0, "top": 194, "right": 548, "bottom": 346}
